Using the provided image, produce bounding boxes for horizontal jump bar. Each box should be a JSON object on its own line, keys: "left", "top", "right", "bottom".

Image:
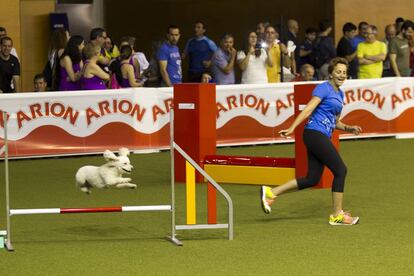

{"left": 10, "top": 205, "right": 171, "bottom": 216}
{"left": 176, "top": 224, "right": 229, "bottom": 230}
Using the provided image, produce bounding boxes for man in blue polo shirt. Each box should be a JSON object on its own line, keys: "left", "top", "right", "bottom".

{"left": 182, "top": 21, "right": 217, "bottom": 82}
{"left": 351, "top": 22, "right": 369, "bottom": 51}
{"left": 157, "top": 25, "right": 182, "bottom": 87}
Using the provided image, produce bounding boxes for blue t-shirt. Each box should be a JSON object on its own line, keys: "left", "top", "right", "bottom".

{"left": 305, "top": 81, "right": 344, "bottom": 137}
{"left": 157, "top": 42, "right": 182, "bottom": 84}
{"left": 184, "top": 36, "right": 217, "bottom": 73}
{"left": 351, "top": 35, "right": 365, "bottom": 51}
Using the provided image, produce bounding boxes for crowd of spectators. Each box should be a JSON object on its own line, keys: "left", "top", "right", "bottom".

{"left": 1, "top": 16, "right": 414, "bottom": 93}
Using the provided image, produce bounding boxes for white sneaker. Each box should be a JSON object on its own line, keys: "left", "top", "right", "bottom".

{"left": 260, "top": 186, "right": 275, "bottom": 214}
{"left": 329, "top": 210, "right": 359, "bottom": 226}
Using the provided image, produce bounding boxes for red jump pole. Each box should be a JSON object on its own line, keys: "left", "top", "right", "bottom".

{"left": 61, "top": 207, "right": 122, "bottom": 214}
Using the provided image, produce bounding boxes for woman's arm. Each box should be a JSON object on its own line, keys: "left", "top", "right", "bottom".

{"left": 237, "top": 51, "right": 250, "bottom": 71}
{"left": 61, "top": 56, "right": 79, "bottom": 82}
{"left": 126, "top": 65, "right": 142, "bottom": 87}
{"left": 91, "top": 63, "right": 110, "bottom": 80}
{"left": 335, "top": 114, "right": 362, "bottom": 135}
{"left": 279, "top": 96, "right": 321, "bottom": 137}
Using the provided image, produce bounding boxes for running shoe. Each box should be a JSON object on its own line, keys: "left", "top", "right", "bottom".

{"left": 329, "top": 210, "right": 359, "bottom": 225}
{"left": 260, "top": 186, "right": 275, "bottom": 214}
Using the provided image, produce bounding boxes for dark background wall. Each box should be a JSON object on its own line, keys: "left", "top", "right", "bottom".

{"left": 105, "top": 0, "right": 333, "bottom": 78}
{"left": 5, "top": 0, "right": 414, "bottom": 91}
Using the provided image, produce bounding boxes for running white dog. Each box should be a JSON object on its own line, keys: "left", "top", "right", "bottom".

{"left": 75, "top": 148, "right": 137, "bottom": 194}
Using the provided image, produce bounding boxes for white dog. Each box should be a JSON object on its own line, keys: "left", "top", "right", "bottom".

{"left": 75, "top": 148, "right": 137, "bottom": 194}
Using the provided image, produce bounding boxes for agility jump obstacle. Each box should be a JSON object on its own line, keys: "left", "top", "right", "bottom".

{"left": 173, "top": 83, "right": 339, "bottom": 190}
{"left": 1, "top": 103, "right": 233, "bottom": 250}
{"left": 171, "top": 84, "right": 233, "bottom": 232}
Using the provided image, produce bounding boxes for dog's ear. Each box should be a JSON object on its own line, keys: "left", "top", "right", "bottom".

{"left": 103, "top": 150, "right": 118, "bottom": 161}
{"left": 118, "top": 147, "right": 130, "bottom": 157}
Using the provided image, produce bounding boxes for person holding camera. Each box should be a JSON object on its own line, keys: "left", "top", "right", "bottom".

{"left": 237, "top": 31, "right": 273, "bottom": 84}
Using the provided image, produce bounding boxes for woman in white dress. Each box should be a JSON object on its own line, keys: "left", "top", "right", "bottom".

{"left": 237, "top": 31, "right": 273, "bottom": 84}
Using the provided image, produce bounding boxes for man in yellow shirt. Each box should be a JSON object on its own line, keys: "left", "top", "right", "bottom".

{"left": 357, "top": 26, "right": 387, "bottom": 79}
{"left": 265, "top": 25, "right": 289, "bottom": 82}
{"left": 103, "top": 36, "right": 120, "bottom": 60}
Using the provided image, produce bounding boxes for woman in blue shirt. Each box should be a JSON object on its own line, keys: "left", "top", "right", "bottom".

{"left": 261, "top": 57, "right": 362, "bottom": 225}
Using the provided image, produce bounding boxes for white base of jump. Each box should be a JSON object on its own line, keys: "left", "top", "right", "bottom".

{"left": 166, "top": 235, "right": 183, "bottom": 246}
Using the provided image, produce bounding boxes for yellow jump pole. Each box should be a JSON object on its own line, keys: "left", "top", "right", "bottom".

{"left": 186, "top": 161, "right": 196, "bottom": 224}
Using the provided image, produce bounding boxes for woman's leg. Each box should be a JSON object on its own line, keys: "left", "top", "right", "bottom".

{"left": 306, "top": 133, "right": 347, "bottom": 214}
{"left": 270, "top": 150, "right": 324, "bottom": 196}
{"left": 332, "top": 192, "right": 343, "bottom": 216}
{"left": 265, "top": 130, "right": 325, "bottom": 202}
{"left": 262, "top": 130, "right": 357, "bottom": 222}
{"left": 270, "top": 178, "right": 298, "bottom": 196}
{"left": 299, "top": 130, "right": 347, "bottom": 214}
{"left": 260, "top": 133, "right": 324, "bottom": 213}
{"left": 305, "top": 135, "right": 358, "bottom": 223}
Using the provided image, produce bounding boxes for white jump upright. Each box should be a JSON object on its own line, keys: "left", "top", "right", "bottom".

{"left": 2, "top": 111, "right": 12, "bottom": 251}
{"left": 166, "top": 109, "right": 234, "bottom": 244}
{"left": 1, "top": 110, "right": 233, "bottom": 251}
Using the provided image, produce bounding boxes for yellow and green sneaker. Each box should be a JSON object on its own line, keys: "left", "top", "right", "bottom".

{"left": 260, "top": 186, "right": 275, "bottom": 214}
{"left": 329, "top": 210, "right": 359, "bottom": 226}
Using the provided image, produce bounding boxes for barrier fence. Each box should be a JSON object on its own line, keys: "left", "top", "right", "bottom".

{"left": 1, "top": 78, "right": 414, "bottom": 158}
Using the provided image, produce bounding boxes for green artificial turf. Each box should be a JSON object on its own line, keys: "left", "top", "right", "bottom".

{"left": 0, "top": 138, "right": 413, "bottom": 275}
